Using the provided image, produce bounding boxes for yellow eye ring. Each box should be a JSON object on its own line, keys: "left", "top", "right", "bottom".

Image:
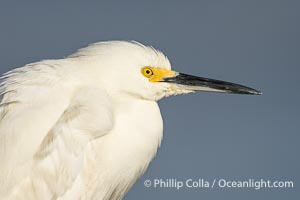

{"left": 141, "top": 67, "right": 154, "bottom": 78}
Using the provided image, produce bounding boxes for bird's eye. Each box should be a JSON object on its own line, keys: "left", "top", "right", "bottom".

{"left": 141, "top": 67, "right": 154, "bottom": 78}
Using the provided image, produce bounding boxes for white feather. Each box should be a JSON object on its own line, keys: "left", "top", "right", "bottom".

{"left": 0, "top": 41, "right": 171, "bottom": 200}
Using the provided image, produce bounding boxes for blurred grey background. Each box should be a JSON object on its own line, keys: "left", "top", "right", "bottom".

{"left": 0, "top": 0, "right": 299, "bottom": 199}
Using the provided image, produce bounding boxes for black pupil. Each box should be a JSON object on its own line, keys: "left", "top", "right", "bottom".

{"left": 146, "top": 70, "right": 151, "bottom": 74}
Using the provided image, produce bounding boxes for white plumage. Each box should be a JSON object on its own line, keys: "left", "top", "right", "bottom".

{"left": 0, "top": 41, "right": 260, "bottom": 200}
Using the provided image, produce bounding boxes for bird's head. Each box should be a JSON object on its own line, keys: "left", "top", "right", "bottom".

{"left": 69, "top": 41, "right": 261, "bottom": 101}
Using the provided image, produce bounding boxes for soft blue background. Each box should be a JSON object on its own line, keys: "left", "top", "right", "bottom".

{"left": 0, "top": 1, "right": 298, "bottom": 199}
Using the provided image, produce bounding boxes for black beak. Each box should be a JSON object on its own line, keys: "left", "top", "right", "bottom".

{"left": 162, "top": 73, "right": 262, "bottom": 95}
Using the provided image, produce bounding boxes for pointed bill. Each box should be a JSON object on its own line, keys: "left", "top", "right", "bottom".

{"left": 162, "top": 73, "right": 262, "bottom": 95}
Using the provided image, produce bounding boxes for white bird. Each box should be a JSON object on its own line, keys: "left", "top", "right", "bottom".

{"left": 0, "top": 41, "right": 261, "bottom": 200}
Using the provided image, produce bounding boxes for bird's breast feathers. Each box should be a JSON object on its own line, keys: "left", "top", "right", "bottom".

{"left": 0, "top": 61, "right": 163, "bottom": 200}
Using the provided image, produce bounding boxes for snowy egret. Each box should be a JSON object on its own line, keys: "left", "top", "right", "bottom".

{"left": 0, "top": 41, "right": 261, "bottom": 200}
